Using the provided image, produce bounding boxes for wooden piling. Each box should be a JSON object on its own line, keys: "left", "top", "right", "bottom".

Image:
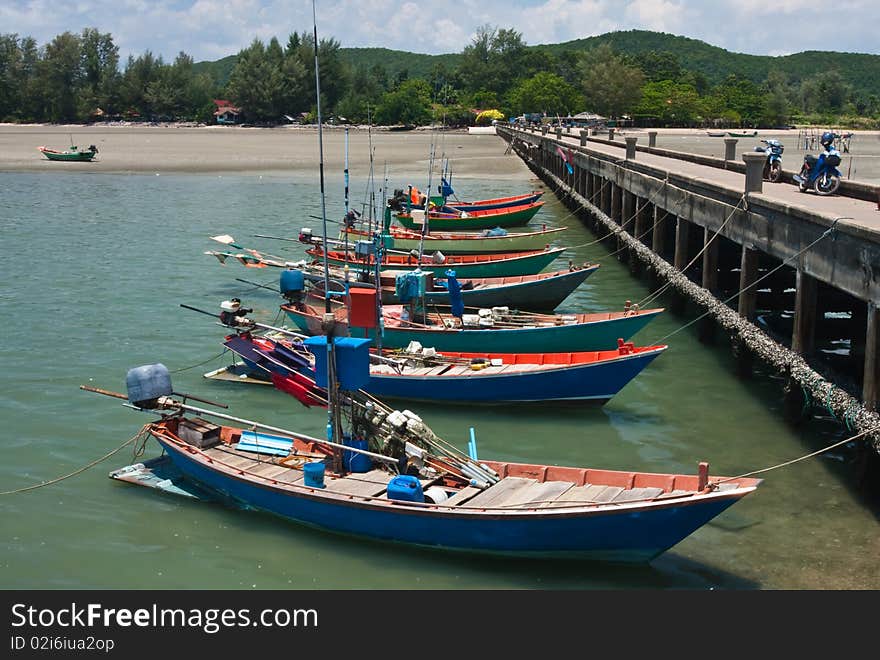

{"left": 738, "top": 247, "right": 759, "bottom": 321}
{"left": 863, "top": 302, "right": 880, "bottom": 411}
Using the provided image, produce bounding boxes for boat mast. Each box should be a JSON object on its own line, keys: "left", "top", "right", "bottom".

{"left": 312, "top": 0, "right": 343, "bottom": 471}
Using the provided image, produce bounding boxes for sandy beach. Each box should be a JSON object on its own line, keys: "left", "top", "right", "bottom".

{"left": 0, "top": 124, "right": 531, "bottom": 180}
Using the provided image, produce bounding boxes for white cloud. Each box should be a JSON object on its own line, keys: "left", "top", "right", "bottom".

{"left": 1, "top": 0, "right": 878, "bottom": 62}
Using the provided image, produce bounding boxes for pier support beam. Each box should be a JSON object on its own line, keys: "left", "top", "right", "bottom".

{"left": 600, "top": 178, "right": 609, "bottom": 216}
{"left": 738, "top": 247, "right": 759, "bottom": 321}
{"left": 611, "top": 183, "right": 622, "bottom": 224}
{"left": 864, "top": 303, "right": 880, "bottom": 411}
{"left": 792, "top": 268, "right": 818, "bottom": 356}
{"left": 702, "top": 228, "right": 719, "bottom": 293}
{"left": 652, "top": 206, "right": 666, "bottom": 255}
{"left": 674, "top": 217, "right": 690, "bottom": 272}
{"left": 634, "top": 197, "right": 649, "bottom": 244}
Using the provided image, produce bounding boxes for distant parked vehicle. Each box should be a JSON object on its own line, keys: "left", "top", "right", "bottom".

{"left": 754, "top": 139, "right": 784, "bottom": 183}
{"left": 793, "top": 131, "right": 842, "bottom": 196}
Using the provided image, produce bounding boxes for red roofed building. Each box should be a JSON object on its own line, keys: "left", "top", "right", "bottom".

{"left": 213, "top": 99, "right": 241, "bottom": 124}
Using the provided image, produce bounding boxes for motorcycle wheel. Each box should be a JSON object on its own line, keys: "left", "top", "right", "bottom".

{"left": 768, "top": 162, "right": 782, "bottom": 183}
{"left": 813, "top": 173, "right": 840, "bottom": 196}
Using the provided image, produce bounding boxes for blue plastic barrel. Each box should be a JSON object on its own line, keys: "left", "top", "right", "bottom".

{"left": 303, "top": 461, "right": 326, "bottom": 488}
{"left": 343, "top": 437, "right": 372, "bottom": 473}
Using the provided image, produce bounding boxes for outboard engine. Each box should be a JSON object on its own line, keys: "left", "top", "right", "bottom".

{"left": 298, "top": 227, "right": 314, "bottom": 244}
{"left": 125, "top": 363, "right": 172, "bottom": 409}
{"left": 280, "top": 268, "right": 306, "bottom": 304}
{"left": 219, "top": 298, "right": 252, "bottom": 326}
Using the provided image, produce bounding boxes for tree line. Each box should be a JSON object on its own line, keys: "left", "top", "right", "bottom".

{"left": 1, "top": 26, "right": 877, "bottom": 128}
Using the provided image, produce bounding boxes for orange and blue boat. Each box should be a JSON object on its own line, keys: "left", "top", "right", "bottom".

{"left": 94, "top": 362, "right": 760, "bottom": 563}
{"left": 213, "top": 329, "right": 667, "bottom": 405}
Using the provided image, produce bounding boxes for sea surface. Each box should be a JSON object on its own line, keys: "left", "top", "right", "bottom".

{"left": 2, "top": 167, "right": 878, "bottom": 590}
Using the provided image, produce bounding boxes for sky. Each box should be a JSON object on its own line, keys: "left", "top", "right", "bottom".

{"left": 2, "top": 0, "right": 878, "bottom": 63}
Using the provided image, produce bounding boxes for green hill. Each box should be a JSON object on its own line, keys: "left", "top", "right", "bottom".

{"left": 540, "top": 30, "right": 880, "bottom": 94}
{"left": 192, "top": 29, "right": 880, "bottom": 97}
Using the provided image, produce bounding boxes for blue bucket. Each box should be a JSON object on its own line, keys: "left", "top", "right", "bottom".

{"left": 303, "top": 461, "right": 326, "bottom": 489}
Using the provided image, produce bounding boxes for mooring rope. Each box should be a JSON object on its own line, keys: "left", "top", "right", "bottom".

{"left": 563, "top": 176, "right": 673, "bottom": 251}
{"left": 0, "top": 424, "right": 151, "bottom": 496}
{"left": 712, "top": 424, "right": 878, "bottom": 485}
{"left": 651, "top": 219, "right": 841, "bottom": 344}
{"left": 170, "top": 348, "right": 230, "bottom": 373}
{"left": 637, "top": 194, "right": 746, "bottom": 309}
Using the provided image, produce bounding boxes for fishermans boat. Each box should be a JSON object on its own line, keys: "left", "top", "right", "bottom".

{"left": 391, "top": 201, "right": 544, "bottom": 231}
{"left": 395, "top": 186, "right": 544, "bottom": 212}
{"left": 373, "top": 266, "right": 597, "bottom": 310}
{"left": 726, "top": 131, "right": 758, "bottom": 138}
{"left": 338, "top": 224, "right": 566, "bottom": 254}
{"left": 210, "top": 325, "right": 667, "bottom": 405}
{"left": 307, "top": 244, "right": 566, "bottom": 279}
{"left": 90, "top": 361, "right": 760, "bottom": 563}
{"left": 283, "top": 299, "right": 662, "bottom": 353}
{"left": 37, "top": 144, "right": 99, "bottom": 161}
{"left": 706, "top": 131, "right": 727, "bottom": 138}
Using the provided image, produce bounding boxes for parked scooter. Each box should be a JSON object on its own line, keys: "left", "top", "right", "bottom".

{"left": 793, "top": 131, "right": 842, "bottom": 195}
{"left": 754, "top": 139, "right": 784, "bottom": 182}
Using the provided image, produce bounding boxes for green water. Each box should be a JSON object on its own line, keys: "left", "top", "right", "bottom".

{"left": 2, "top": 170, "right": 878, "bottom": 590}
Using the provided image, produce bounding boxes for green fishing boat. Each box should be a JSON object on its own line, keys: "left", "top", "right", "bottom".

{"left": 37, "top": 144, "right": 99, "bottom": 161}
{"left": 283, "top": 301, "right": 664, "bottom": 353}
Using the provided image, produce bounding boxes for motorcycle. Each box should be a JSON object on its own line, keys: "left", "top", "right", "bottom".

{"left": 754, "top": 139, "right": 784, "bottom": 183}
{"left": 792, "top": 142, "right": 842, "bottom": 196}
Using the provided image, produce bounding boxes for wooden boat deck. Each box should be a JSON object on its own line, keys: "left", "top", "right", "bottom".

{"left": 459, "top": 476, "right": 671, "bottom": 509}
{"left": 200, "top": 445, "right": 702, "bottom": 510}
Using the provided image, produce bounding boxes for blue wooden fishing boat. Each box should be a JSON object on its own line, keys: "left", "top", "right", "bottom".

{"left": 282, "top": 300, "right": 663, "bottom": 353}
{"left": 89, "top": 363, "right": 760, "bottom": 563}
{"left": 213, "top": 329, "right": 667, "bottom": 405}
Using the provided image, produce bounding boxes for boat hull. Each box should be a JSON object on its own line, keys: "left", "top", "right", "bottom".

{"left": 366, "top": 349, "right": 665, "bottom": 404}
{"left": 409, "top": 191, "right": 544, "bottom": 212}
{"left": 396, "top": 203, "right": 542, "bottom": 231}
{"left": 398, "top": 267, "right": 596, "bottom": 311}
{"left": 318, "top": 248, "right": 565, "bottom": 279}
{"left": 285, "top": 307, "right": 663, "bottom": 352}
{"left": 339, "top": 226, "right": 566, "bottom": 254}
{"left": 157, "top": 437, "right": 750, "bottom": 562}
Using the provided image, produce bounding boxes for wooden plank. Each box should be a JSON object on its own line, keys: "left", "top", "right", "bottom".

{"left": 655, "top": 489, "right": 693, "bottom": 500}
{"left": 442, "top": 486, "right": 482, "bottom": 507}
{"left": 463, "top": 477, "right": 535, "bottom": 508}
{"left": 610, "top": 487, "right": 664, "bottom": 503}
{"left": 592, "top": 486, "right": 625, "bottom": 503}
{"left": 204, "top": 448, "right": 257, "bottom": 470}
{"left": 324, "top": 469, "right": 390, "bottom": 497}
{"left": 249, "top": 464, "right": 292, "bottom": 480}
{"left": 553, "top": 484, "right": 605, "bottom": 503}
{"left": 502, "top": 481, "right": 574, "bottom": 508}
{"left": 274, "top": 469, "right": 305, "bottom": 485}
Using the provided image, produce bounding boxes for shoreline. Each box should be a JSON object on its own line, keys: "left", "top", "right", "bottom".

{"left": 0, "top": 124, "right": 532, "bottom": 178}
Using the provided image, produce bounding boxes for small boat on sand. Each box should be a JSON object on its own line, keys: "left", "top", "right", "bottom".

{"left": 37, "top": 144, "right": 99, "bottom": 161}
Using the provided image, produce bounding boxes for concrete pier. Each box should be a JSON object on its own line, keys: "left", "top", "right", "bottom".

{"left": 500, "top": 124, "right": 880, "bottom": 461}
